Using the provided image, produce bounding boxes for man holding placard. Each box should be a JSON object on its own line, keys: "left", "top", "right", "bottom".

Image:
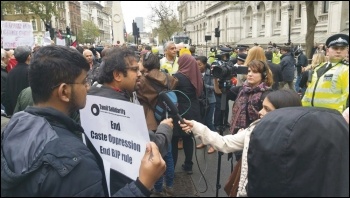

{"left": 1, "top": 45, "right": 166, "bottom": 197}
{"left": 85, "top": 47, "right": 173, "bottom": 195}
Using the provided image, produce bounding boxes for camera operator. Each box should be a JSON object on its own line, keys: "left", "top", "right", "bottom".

{"left": 212, "top": 47, "right": 233, "bottom": 131}
{"left": 230, "top": 45, "right": 249, "bottom": 65}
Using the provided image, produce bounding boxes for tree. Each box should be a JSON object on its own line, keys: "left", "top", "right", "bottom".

{"left": 126, "top": 33, "right": 134, "bottom": 43}
{"left": 76, "top": 28, "right": 85, "bottom": 44}
{"left": 81, "top": 20, "right": 100, "bottom": 44}
{"left": 150, "top": 2, "right": 182, "bottom": 42}
{"left": 1, "top": 1, "right": 62, "bottom": 25}
{"left": 305, "top": 1, "right": 318, "bottom": 59}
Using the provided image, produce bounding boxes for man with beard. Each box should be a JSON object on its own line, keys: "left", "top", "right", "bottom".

{"left": 1, "top": 45, "right": 166, "bottom": 197}
{"left": 88, "top": 47, "right": 173, "bottom": 195}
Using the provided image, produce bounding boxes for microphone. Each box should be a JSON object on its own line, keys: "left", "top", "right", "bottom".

{"left": 158, "top": 91, "right": 185, "bottom": 124}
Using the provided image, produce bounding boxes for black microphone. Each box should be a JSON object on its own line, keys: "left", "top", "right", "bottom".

{"left": 158, "top": 91, "right": 185, "bottom": 124}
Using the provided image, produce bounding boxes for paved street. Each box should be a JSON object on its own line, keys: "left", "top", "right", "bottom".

{"left": 173, "top": 132, "right": 236, "bottom": 197}
{"left": 171, "top": 101, "right": 235, "bottom": 197}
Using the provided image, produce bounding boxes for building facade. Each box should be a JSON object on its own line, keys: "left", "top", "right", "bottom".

{"left": 69, "top": 1, "right": 82, "bottom": 41}
{"left": 178, "top": 1, "right": 349, "bottom": 46}
{"left": 81, "top": 1, "right": 112, "bottom": 45}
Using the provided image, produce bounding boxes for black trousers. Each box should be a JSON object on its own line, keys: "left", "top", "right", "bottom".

{"left": 171, "top": 135, "right": 194, "bottom": 170}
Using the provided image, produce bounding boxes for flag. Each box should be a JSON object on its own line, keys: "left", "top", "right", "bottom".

{"left": 71, "top": 40, "right": 77, "bottom": 47}
{"left": 57, "top": 30, "right": 62, "bottom": 39}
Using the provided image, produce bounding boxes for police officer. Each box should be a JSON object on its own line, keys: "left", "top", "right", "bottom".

{"left": 208, "top": 46, "right": 217, "bottom": 65}
{"left": 302, "top": 33, "right": 349, "bottom": 113}
{"left": 230, "top": 45, "right": 248, "bottom": 65}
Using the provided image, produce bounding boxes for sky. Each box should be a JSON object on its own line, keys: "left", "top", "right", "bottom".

{"left": 120, "top": 1, "right": 179, "bottom": 34}
{"left": 121, "top": 1, "right": 155, "bottom": 33}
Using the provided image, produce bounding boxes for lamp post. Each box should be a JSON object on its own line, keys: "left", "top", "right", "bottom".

{"left": 287, "top": 4, "right": 294, "bottom": 45}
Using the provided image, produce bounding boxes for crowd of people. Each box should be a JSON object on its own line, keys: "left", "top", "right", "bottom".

{"left": 1, "top": 32, "right": 349, "bottom": 197}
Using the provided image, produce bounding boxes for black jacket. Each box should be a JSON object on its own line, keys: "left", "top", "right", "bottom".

{"left": 295, "top": 53, "right": 308, "bottom": 75}
{"left": 1, "top": 106, "right": 148, "bottom": 196}
{"left": 1, "top": 67, "right": 7, "bottom": 105}
{"left": 248, "top": 107, "right": 349, "bottom": 197}
{"left": 172, "top": 73, "right": 201, "bottom": 137}
{"left": 3, "top": 62, "right": 29, "bottom": 115}
{"left": 267, "top": 61, "right": 282, "bottom": 90}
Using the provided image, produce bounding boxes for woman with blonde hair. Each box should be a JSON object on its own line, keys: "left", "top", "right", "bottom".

{"left": 303, "top": 52, "right": 327, "bottom": 72}
{"left": 299, "top": 52, "right": 327, "bottom": 91}
{"left": 236, "top": 46, "right": 267, "bottom": 86}
{"left": 244, "top": 46, "right": 267, "bottom": 65}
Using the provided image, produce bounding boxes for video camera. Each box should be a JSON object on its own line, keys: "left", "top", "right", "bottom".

{"left": 211, "top": 60, "right": 248, "bottom": 80}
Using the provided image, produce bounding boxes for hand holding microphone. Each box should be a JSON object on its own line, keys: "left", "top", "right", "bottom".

{"left": 179, "top": 118, "right": 194, "bottom": 134}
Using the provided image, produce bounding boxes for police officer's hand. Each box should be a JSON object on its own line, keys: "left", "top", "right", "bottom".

{"left": 138, "top": 142, "right": 166, "bottom": 190}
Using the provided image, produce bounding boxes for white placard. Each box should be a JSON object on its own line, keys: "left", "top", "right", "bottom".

{"left": 56, "top": 37, "right": 66, "bottom": 46}
{"left": 1, "top": 21, "right": 34, "bottom": 49}
{"left": 80, "top": 95, "right": 150, "bottom": 181}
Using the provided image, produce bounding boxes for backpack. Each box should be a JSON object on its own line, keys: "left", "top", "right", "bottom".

{"left": 149, "top": 73, "right": 178, "bottom": 123}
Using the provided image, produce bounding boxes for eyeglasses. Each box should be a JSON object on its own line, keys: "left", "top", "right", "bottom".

{"left": 125, "top": 66, "right": 140, "bottom": 73}
{"left": 51, "top": 77, "right": 89, "bottom": 90}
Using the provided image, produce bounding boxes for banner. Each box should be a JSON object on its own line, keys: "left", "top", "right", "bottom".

{"left": 56, "top": 37, "right": 66, "bottom": 46}
{"left": 80, "top": 95, "right": 150, "bottom": 181}
{"left": 1, "top": 21, "right": 34, "bottom": 49}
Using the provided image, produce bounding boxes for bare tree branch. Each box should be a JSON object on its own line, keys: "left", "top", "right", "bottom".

{"left": 150, "top": 2, "right": 181, "bottom": 42}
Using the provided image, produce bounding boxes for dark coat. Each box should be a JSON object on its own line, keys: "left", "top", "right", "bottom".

{"left": 280, "top": 52, "right": 295, "bottom": 82}
{"left": 295, "top": 53, "right": 308, "bottom": 75}
{"left": 1, "top": 67, "right": 7, "bottom": 104}
{"left": 267, "top": 61, "right": 282, "bottom": 90}
{"left": 1, "top": 107, "right": 147, "bottom": 197}
{"left": 3, "top": 62, "right": 29, "bottom": 115}
{"left": 87, "top": 62, "right": 100, "bottom": 85}
{"left": 172, "top": 73, "right": 201, "bottom": 137}
{"left": 248, "top": 107, "right": 349, "bottom": 197}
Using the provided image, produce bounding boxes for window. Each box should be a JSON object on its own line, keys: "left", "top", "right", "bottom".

{"left": 31, "top": 20, "right": 37, "bottom": 31}
{"left": 323, "top": 1, "right": 329, "bottom": 13}
{"left": 298, "top": 4, "right": 301, "bottom": 18}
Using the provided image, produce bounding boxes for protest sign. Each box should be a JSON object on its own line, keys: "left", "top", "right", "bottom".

{"left": 1, "top": 21, "right": 34, "bottom": 48}
{"left": 80, "top": 95, "right": 150, "bottom": 181}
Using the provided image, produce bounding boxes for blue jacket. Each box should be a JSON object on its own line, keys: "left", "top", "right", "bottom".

{"left": 1, "top": 106, "right": 149, "bottom": 197}
{"left": 203, "top": 68, "right": 216, "bottom": 104}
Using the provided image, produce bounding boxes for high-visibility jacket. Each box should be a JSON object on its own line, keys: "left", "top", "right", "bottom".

{"left": 160, "top": 56, "right": 179, "bottom": 75}
{"left": 208, "top": 51, "right": 216, "bottom": 65}
{"left": 272, "top": 52, "right": 281, "bottom": 64}
{"left": 302, "top": 61, "right": 349, "bottom": 113}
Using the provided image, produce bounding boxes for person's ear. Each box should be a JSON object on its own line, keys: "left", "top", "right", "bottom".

{"left": 57, "top": 83, "right": 72, "bottom": 102}
{"left": 113, "top": 70, "right": 123, "bottom": 82}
